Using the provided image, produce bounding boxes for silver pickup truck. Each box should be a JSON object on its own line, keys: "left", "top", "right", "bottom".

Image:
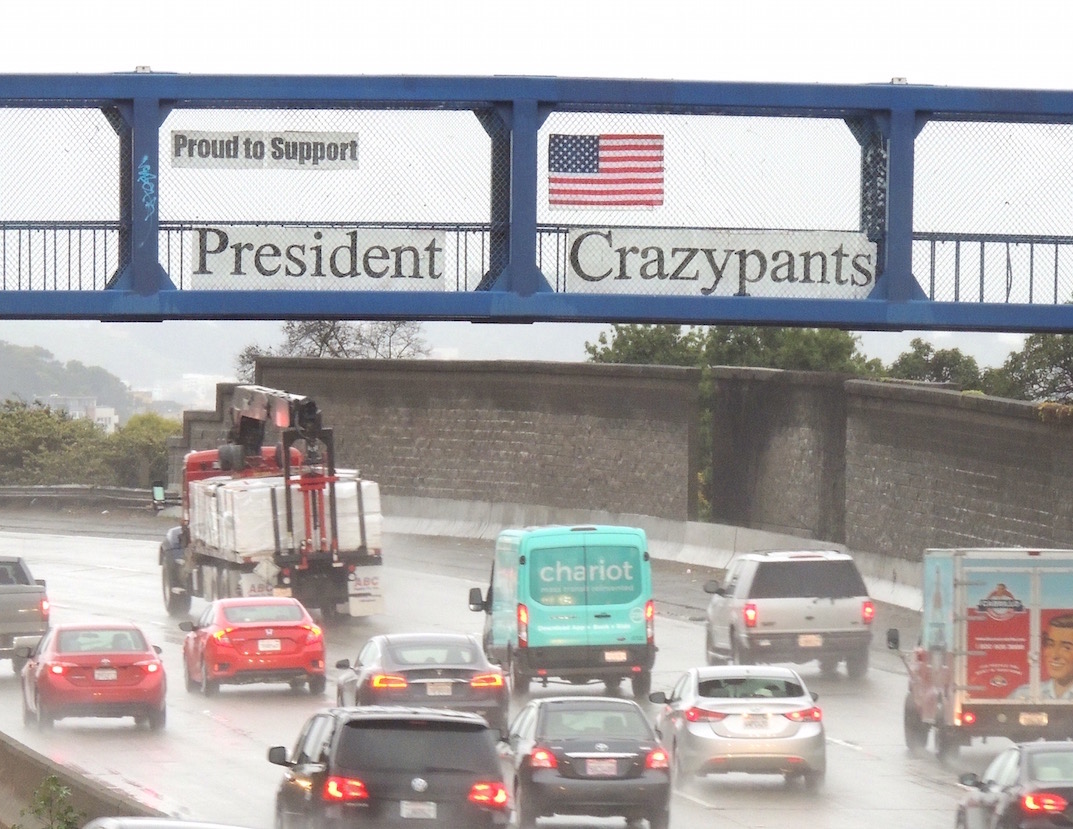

{"left": 0, "top": 555, "right": 49, "bottom": 673}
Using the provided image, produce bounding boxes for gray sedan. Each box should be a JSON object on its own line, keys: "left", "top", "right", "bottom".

{"left": 649, "top": 664, "right": 826, "bottom": 790}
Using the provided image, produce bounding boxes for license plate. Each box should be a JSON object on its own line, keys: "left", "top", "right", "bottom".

{"left": 742, "top": 713, "right": 769, "bottom": 729}
{"left": 798, "top": 634, "right": 823, "bottom": 648}
{"left": 585, "top": 758, "right": 618, "bottom": 776}
{"left": 94, "top": 668, "right": 118, "bottom": 681}
{"left": 426, "top": 682, "right": 452, "bottom": 696}
{"left": 271, "top": 587, "right": 292, "bottom": 597}
{"left": 604, "top": 650, "right": 628, "bottom": 663}
{"left": 1020, "top": 712, "right": 1049, "bottom": 726}
{"left": 400, "top": 800, "right": 436, "bottom": 819}
{"left": 258, "top": 639, "right": 281, "bottom": 652}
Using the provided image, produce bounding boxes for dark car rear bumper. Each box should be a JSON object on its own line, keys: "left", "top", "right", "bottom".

{"left": 524, "top": 770, "right": 670, "bottom": 820}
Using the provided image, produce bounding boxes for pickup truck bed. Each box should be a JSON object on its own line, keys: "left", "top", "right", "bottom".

{"left": 0, "top": 556, "right": 49, "bottom": 672}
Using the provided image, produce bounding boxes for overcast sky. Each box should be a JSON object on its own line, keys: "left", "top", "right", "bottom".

{"left": 2, "top": 0, "right": 1068, "bottom": 404}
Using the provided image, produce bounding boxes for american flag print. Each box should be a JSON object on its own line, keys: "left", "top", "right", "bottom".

{"left": 548, "top": 133, "right": 664, "bottom": 207}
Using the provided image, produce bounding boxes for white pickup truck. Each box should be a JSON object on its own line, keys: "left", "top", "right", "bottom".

{"left": 0, "top": 556, "right": 49, "bottom": 673}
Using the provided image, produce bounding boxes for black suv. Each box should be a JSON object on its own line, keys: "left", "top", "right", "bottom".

{"left": 269, "top": 706, "right": 511, "bottom": 829}
{"left": 703, "top": 550, "right": 875, "bottom": 678}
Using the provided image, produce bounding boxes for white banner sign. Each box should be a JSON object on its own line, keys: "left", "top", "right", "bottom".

{"left": 170, "top": 131, "right": 359, "bottom": 170}
{"left": 565, "top": 228, "right": 877, "bottom": 298}
{"left": 189, "top": 226, "right": 445, "bottom": 291}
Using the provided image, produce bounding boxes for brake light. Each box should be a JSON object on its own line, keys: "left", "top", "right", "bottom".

{"left": 470, "top": 673, "right": 505, "bottom": 688}
{"left": 302, "top": 625, "right": 323, "bottom": 645}
{"left": 468, "top": 781, "right": 509, "bottom": 810}
{"left": 1022, "top": 792, "right": 1068, "bottom": 813}
{"left": 517, "top": 604, "right": 529, "bottom": 648}
{"left": 48, "top": 663, "right": 66, "bottom": 676}
{"left": 960, "top": 710, "right": 976, "bottom": 725}
{"left": 645, "top": 599, "right": 655, "bottom": 644}
{"left": 370, "top": 674, "right": 408, "bottom": 689}
{"left": 685, "top": 707, "right": 726, "bottom": 722}
{"left": 784, "top": 707, "right": 823, "bottom": 722}
{"left": 861, "top": 600, "right": 876, "bottom": 625}
{"left": 136, "top": 660, "right": 162, "bottom": 674}
{"left": 322, "top": 775, "right": 369, "bottom": 802}
{"left": 212, "top": 628, "right": 234, "bottom": 646}
{"left": 742, "top": 603, "right": 758, "bottom": 628}
{"left": 645, "top": 747, "right": 670, "bottom": 769}
{"left": 529, "top": 747, "right": 558, "bottom": 769}
{"left": 39, "top": 597, "right": 50, "bottom": 620}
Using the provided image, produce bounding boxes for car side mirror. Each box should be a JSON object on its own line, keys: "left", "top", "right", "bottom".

{"left": 34, "top": 579, "right": 46, "bottom": 588}
{"left": 178, "top": 621, "right": 195, "bottom": 632}
{"left": 648, "top": 691, "right": 668, "bottom": 704}
{"left": 702, "top": 580, "right": 723, "bottom": 595}
{"left": 810, "top": 691, "right": 819, "bottom": 701}
{"left": 958, "top": 771, "right": 983, "bottom": 789}
{"left": 335, "top": 658, "right": 351, "bottom": 670}
{"left": 267, "top": 746, "right": 292, "bottom": 767}
{"left": 468, "top": 586, "right": 487, "bottom": 612}
{"left": 886, "top": 628, "right": 900, "bottom": 650}
{"left": 153, "top": 645, "right": 162, "bottom": 655}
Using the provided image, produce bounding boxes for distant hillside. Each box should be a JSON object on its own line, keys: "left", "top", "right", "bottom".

{"left": 0, "top": 341, "right": 136, "bottom": 420}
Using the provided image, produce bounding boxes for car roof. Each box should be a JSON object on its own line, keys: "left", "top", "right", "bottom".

{"left": 530, "top": 695, "right": 645, "bottom": 710}
{"left": 377, "top": 632, "right": 479, "bottom": 646}
{"left": 1019, "top": 741, "right": 1073, "bottom": 754}
{"left": 693, "top": 665, "right": 805, "bottom": 681}
{"left": 52, "top": 621, "right": 143, "bottom": 631}
{"left": 212, "top": 596, "right": 301, "bottom": 606}
{"left": 331, "top": 704, "right": 493, "bottom": 725}
{"left": 739, "top": 549, "right": 853, "bottom": 562}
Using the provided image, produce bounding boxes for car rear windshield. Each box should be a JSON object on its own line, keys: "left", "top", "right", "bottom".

{"left": 223, "top": 604, "right": 304, "bottom": 623}
{"left": 528, "top": 545, "right": 643, "bottom": 606}
{"left": 335, "top": 721, "right": 498, "bottom": 774}
{"left": 1029, "top": 751, "right": 1073, "bottom": 783}
{"left": 57, "top": 629, "right": 147, "bottom": 653}
{"left": 748, "top": 560, "right": 867, "bottom": 599}
{"left": 540, "top": 706, "right": 655, "bottom": 739}
{"left": 698, "top": 676, "right": 805, "bottom": 699}
{"left": 387, "top": 642, "right": 481, "bottom": 666}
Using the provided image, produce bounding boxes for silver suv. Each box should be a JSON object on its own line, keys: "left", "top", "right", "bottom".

{"left": 702, "top": 550, "right": 875, "bottom": 678}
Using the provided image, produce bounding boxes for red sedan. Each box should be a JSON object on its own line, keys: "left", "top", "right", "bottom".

{"left": 179, "top": 597, "right": 326, "bottom": 695}
{"left": 18, "top": 622, "right": 167, "bottom": 730}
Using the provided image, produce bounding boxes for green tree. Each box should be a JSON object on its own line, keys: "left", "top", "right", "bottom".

{"left": 238, "top": 320, "right": 430, "bottom": 381}
{"left": 585, "top": 324, "right": 705, "bottom": 366}
{"left": 11, "top": 774, "right": 83, "bottom": 829}
{"left": 106, "top": 412, "right": 182, "bottom": 488}
{"left": 0, "top": 400, "right": 110, "bottom": 485}
{"left": 887, "top": 337, "right": 982, "bottom": 388}
{"left": 989, "top": 333, "right": 1073, "bottom": 402}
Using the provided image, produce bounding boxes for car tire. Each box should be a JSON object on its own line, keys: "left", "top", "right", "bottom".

{"left": 672, "top": 742, "right": 692, "bottom": 788}
{"left": 704, "top": 629, "right": 719, "bottom": 666}
{"left": 818, "top": 656, "right": 839, "bottom": 675}
{"left": 21, "top": 691, "right": 32, "bottom": 726}
{"left": 648, "top": 804, "right": 671, "bottom": 829}
{"left": 604, "top": 676, "right": 623, "bottom": 693}
{"left": 308, "top": 674, "right": 327, "bottom": 695}
{"left": 731, "top": 635, "right": 751, "bottom": 666}
{"left": 515, "top": 782, "right": 538, "bottom": 829}
{"left": 632, "top": 671, "right": 652, "bottom": 699}
{"left": 803, "top": 768, "right": 825, "bottom": 792}
{"left": 903, "top": 694, "right": 928, "bottom": 754}
{"left": 184, "top": 657, "right": 196, "bottom": 693}
{"left": 148, "top": 706, "right": 166, "bottom": 732}
{"left": 510, "top": 651, "right": 529, "bottom": 698}
{"left": 845, "top": 649, "right": 869, "bottom": 679}
{"left": 35, "top": 694, "right": 53, "bottom": 730}
{"left": 162, "top": 560, "right": 192, "bottom": 617}
{"left": 200, "top": 658, "right": 219, "bottom": 696}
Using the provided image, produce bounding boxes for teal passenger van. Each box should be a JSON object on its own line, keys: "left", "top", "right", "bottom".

{"left": 468, "top": 524, "right": 656, "bottom": 698}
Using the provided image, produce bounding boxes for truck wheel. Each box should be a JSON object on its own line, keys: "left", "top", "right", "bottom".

{"left": 604, "top": 676, "right": 623, "bottom": 693}
{"left": 903, "top": 695, "right": 928, "bottom": 754}
{"left": 846, "top": 649, "right": 869, "bottom": 680}
{"left": 162, "top": 561, "right": 191, "bottom": 617}
{"left": 631, "top": 671, "right": 652, "bottom": 699}
{"left": 510, "top": 652, "right": 529, "bottom": 698}
{"left": 308, "top": 674, "right": 327, "bottom": 696}
{"left": 731, "top": 636, "right": 751, "bottom": 666}
{"left": 936, "top": 721, "right": 959, "bottom": 764}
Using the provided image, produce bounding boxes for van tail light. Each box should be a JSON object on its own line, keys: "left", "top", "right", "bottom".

{"left": 1022, "top": 792, "right": 1068, "bottom": 813}
{"left": 742, "top": 603, "right": 758, "bottom": 628}
{"left": 529, "top": 747, "right": 558, "bottom": 769}
{"left": 784, "top": 707, "right": 823, "bottom": 722}
{"left": 684, "top": 707, "right": 726, "bottom": 722}
{"left": 468, "top": 781, "right": 510, "bottom": 810}
{"left": 39, "top": 597, "right": 50, "bottom": 621}
{"left": 370, "top": 673, "right": 408, "bottom": 689}
{"left": 645, "top": 747, "right": 670, "bottom": 769}
{"left": 470, "top": 672, "right": 505, "bottom": 689}
{"left": 861, "top": 600, "right": 876, "bottom": 625}
{"left": 517, "top": 604, "right": 529, "bottom": 647}
{"left": 322, "top": 775, "right": 369, "bottom": 802}
{"left": 645, "top": 600, "right": 655, "bottom": 644}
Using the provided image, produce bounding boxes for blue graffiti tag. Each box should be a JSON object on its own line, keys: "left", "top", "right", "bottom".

{"left": 137, "top": 154, "right": 157, "bottom": 221}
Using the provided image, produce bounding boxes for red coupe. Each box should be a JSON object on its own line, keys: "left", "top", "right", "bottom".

{"left": 179, "top": 596, "right": 326, "bottom": 695}
{"left": 18, "top": 622, "right": 167, "bottom": 730}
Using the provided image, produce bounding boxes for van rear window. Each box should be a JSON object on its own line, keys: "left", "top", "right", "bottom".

{"left": 748, "top": 561, "right": 867, "bottom": 599}
{"left": 529, "top": 545, "right": 642, "bottom": 606}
